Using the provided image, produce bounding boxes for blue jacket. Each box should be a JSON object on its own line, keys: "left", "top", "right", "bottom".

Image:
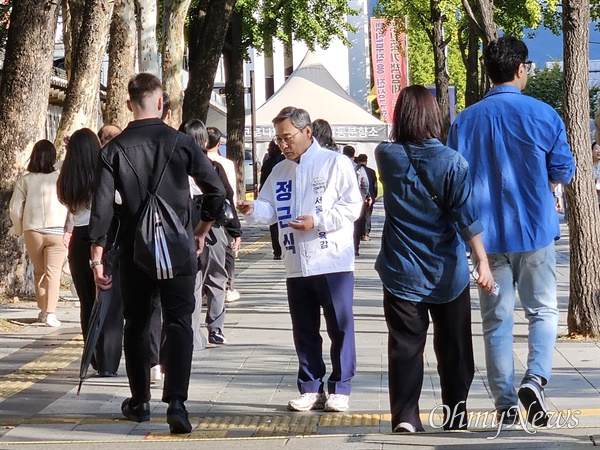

{"left": 448, "top": 85, "right": 575, "bottom": 253}
{"left": 375, "top": 139, "right": 483, "bottom": 303}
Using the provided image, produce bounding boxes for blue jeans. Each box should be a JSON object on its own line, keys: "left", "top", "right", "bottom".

{"left": 473, "top": 243, "right": 558, "bottom": 410}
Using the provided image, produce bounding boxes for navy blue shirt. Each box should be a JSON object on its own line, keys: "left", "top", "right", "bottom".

{"left": 448, "top": 85, "right": 575, "bottom": 253}
{"left": 375, "top": 139, "right": 483, "bottom": 303}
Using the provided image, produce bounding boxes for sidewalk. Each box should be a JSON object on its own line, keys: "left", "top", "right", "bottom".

{"left": 0, "top": 204, "right": 598, "bottom": 449}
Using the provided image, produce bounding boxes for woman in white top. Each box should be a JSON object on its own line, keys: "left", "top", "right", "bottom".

{"left": 57, "top": 128, "right": 123, "bottom": 376}
{"left": 9, "top": 140, "right": 68, "bottom": 327}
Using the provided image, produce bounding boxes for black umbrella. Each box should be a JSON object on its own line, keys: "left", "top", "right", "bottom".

{"left": 77, "top": 219, "right": 121, "bottom": 395}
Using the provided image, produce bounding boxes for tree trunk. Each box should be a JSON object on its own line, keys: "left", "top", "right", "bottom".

{"left": 430, "top": 0, "right": 450, "bottom": 141}
{"left": 264, "top": 37, "right": 275, "bottom": 100}
{"left": 104, "top": 0, "right": 135, "bottom": 129}
{"left": 54, "top": 0, "right": 114, "bottom": 156}
{"left": 0, "top": 0, "right": 60, "bottom": 296}
{"left": 161, "top": 0, "right": 192, "bottom": 127}
{"left": 458, "top": 23, "right": 480, "bottom": 107}
{"left": 62, "top": 0, "right": 85, "bottom": 81}
{"left": 183, "top": 0, "right": 235, "bottom": 123}
{"left": 223, "top": 11, "right": 246, "bottom": 200}
{"left": 134, "top": 0, "right": 159, "bottom": 75}
{"left": 461, "top": 0, "right": 497, "bottom": 96}
{"left": 562, "top": 0, "right": 600, "bottom": 337}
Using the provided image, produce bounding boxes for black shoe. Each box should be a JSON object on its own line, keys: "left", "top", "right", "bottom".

{"left": 97, "top": 370, "right": 118, "bottom": 377}
{"left": 167, "top": 399, "right": 192, "bottom": 434}
{"left": 121, "top": 398, "right": 150, "bottom": 422}
{"left": 518, "top": 375, "right": 550, "bottom": 427}
{"left": 273, "top": 255, "right": 282, "bottom": 260}
{"left": 496, "top": 406, "right": 520, "bottom": 427}
{"left": 209, "top": 329, "right": 227, "bottom": 345}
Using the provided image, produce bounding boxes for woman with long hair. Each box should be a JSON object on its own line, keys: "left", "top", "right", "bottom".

{"left": 311, "top": 118, "right": 337, "bottom": 151}
{"left": 57, "top": 128, "right": 123, "bottom": 376}
{"left": 10, "top": 140, "right": 68, "bottom": 327}
{"left": 375, "top": 85, "right": 494, "bottom": 432}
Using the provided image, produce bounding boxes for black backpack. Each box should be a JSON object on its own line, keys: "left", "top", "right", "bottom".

{"left": 119, "top": 134, "right": 191, "bottom": 280}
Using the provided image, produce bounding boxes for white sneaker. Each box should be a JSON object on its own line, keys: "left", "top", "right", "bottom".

{"left": 287, "top": 392, "right": 327, "bottom": 412}
{"left": 393, "top": 422, "right": 417, "bottom": 433}
{"left": 45, "top": 313, "right": 61, "bottom": 327}
{"left": 37, "top": 310, "right": 47, "bottom": 322}
{"left": 151, "top": 365, "right": 162, "bottom": 384}
{"left": 324, "top": 393, "right": 349, "bottom": 412}
{"left": 225, "top": 289, "right": 240, "bottom": 303}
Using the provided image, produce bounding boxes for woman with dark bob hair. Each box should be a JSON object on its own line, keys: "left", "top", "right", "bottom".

{"left": 57, "top": 128, "right": 123, "bottom": 376}
{"left": 374, "top": 85, "right": 494, "bottom": 433}
{"left": 9, "top": 140, "right": 68, "bottom": 327}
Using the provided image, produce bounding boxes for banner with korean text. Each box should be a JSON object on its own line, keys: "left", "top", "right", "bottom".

{"left": 370, "top": 19, "right": 408, "bottom": 123}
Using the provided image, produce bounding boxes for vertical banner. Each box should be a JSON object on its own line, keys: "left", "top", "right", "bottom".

{"left": 370, "top": 19, "right": 408, "bottom": 123}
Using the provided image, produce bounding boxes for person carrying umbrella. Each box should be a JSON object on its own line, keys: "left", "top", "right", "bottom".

{"left": 88, "top": 73, "right": 226, "bottom": 434}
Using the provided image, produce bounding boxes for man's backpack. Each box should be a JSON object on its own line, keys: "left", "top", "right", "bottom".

{"left": 119, "top": 134, "right": 191, "bottom": 280}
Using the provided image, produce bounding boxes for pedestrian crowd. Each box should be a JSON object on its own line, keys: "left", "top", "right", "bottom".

{"left": 8, "top": 35, "right": 587, "bottom": 435}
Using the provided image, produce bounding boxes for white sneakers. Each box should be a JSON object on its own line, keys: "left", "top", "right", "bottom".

{"left": 225, "top": 289, "right": 240, "bottom": 303}
{"left": 45, "top": 313, "right": 61, "bottom": 327}
{"left": 287, "top": 392, "right": 350, "bottom": 412}
{"left": 324, "top": 394, "right": 350, "bottom": 412}
{"left": 37, "top": 310, "right": 61, "bottom": 327}
{"left": 287, "top": 392, "right": 327, "bottom": 411}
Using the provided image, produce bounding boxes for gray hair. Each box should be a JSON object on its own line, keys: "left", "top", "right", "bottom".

{"left": 272, "top": 106, "right": 312, "bottom": 130}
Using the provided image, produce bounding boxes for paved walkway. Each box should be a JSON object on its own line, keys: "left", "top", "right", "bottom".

{"left": 0, "top": 204, "right": 598, "bottom": 449}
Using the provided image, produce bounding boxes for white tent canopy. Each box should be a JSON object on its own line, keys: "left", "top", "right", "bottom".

{"left": 245, "top": 52, "right": 389, "bottom": 145}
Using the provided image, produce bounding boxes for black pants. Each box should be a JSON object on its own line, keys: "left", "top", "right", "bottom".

{"left": 353, "top": 202, "right": 368, "bottom": 254}
{"left": 384, "top": 286, "right": 474, "bottom": 431}
{"left": 269, "top": 223, "right": 282, "bottom": 258}
{"left": 119, "top": 252, "right": 195, "bottom": 405}
{"left": 69, "top": 226, "right": 123, "bottom": 373}
{"left": 224, "top": 235, "right": 236, "bottom": 291}
{"left": 363, "top": 204, "right": 374, "bottom": 237}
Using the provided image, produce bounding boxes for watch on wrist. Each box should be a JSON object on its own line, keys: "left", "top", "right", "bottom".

{"left": 89, "top": 260, "right": 103, "bottom": 269}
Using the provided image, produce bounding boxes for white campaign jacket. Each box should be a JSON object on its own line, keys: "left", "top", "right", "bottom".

{"left": 246, "top": 140, "right": 362, "bottom": 278}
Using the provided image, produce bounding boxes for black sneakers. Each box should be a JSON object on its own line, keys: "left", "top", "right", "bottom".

{"left": 121, "top": 398, "right": 150, "bottom": 422}
{"left": 518, "top": 375, "right": 550, "bottom": 427}
{"left": 209, "top": 329, "right": 227, "bottom": 345}
{"left": 496, "top": 405, "right": 521, "bottom": 427}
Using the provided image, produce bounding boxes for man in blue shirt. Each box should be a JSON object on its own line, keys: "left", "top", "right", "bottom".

{"left": 448, "top": 36, "right": 575, "bottom": 428}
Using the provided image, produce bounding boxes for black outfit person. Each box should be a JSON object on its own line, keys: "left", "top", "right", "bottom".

{"left": 89, "top": 119, "right": 225, "bottom": 410}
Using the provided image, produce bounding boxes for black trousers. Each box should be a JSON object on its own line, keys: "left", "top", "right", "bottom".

{"left": 119, "top": 252, "right": 195, "bottom": 405}
{"left": 384, "top": 286, "right": 474, "bottom": 431}
{"left": 69, "top": 225, "right": 123, "bottom": 373}
{"left": 363, "top": 204, "right": 374, "bottom": 237}
{"left": 269, "top": 223, "right": 282, "bottom": 258}
{"left": 353, "top": 202, "right": 368, "bottom": 254}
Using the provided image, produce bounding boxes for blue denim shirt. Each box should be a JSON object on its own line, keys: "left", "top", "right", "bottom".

{"left": 448, "top": 85, "right": 575, "bottom": 253}
{"left": 375, "top": 139, "right": 483, "bottom": 303}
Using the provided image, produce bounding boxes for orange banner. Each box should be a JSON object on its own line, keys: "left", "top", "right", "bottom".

{"left": 370, "top": 19, "right": 408, "bottom": 123}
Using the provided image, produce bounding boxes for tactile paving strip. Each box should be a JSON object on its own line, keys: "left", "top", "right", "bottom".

{"left": 0, "top": 336, "right": 82, "bottom": 402}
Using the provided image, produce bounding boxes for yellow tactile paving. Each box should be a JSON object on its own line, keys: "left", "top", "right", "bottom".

{"left": 237, "top": 232, "right": 270, "bottom": 256}
{"left": 0, "top": 336, "right": 83, "bottom": 403}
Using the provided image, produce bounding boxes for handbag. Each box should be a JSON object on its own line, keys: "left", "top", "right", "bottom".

{"left": 222, "top": 199, "right": 235, "bottom": 223}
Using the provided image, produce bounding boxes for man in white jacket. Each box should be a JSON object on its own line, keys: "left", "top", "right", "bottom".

{"left": 238, "top": 107, "right": 363, "bottom": 412}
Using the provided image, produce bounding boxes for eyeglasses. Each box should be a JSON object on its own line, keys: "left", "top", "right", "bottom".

{"left": 274, "top": 127, "right": 305, "bottom": 147}
{"left": 524, "top": 60, "right": 533, "bottom": 71}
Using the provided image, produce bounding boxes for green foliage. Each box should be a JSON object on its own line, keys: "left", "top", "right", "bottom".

{"left": 0, "top": 0, "right": 11, "bottom": 48}
{"left": 524, "top": 62, "right": 600, "bottom": 120}
{"left": 233, "top": 0, "right": 357, "bottom": 58}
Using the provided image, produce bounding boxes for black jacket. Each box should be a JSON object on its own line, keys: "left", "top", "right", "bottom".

{"left": 364, "top": 165, "right": 378, "bottom": 200}
{"left": 89, "top": 119, "right": 226, "bottom": 274}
